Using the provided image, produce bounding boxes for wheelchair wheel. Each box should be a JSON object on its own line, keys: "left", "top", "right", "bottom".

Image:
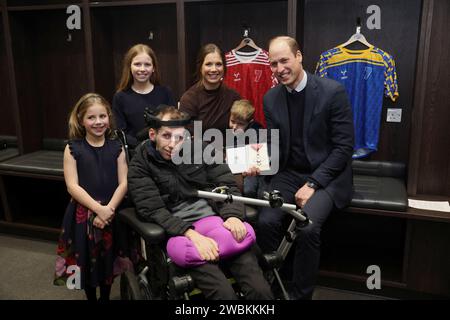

{"left": 137, "top": 275, "right": 154, "bottom": 300}
{"left": 120, "top": 271, "right": 144, "bottom": 300}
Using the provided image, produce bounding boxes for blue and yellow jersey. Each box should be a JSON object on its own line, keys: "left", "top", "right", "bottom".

{"left": 316, "top": 46, "right": 399, "bottom": 158}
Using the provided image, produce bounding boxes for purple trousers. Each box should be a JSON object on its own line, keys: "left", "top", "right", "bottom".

{"left": 166, "top": 216, "right": 256, "bottom": 268}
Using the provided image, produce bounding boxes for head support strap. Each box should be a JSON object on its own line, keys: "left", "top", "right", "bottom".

{"left": 144, "top": 105, "right": 192, "bottom": 129}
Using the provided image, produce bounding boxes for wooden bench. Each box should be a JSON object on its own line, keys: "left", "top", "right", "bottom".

{"left": 0, "top": 139, "right": 66, "bottom": 238}
{"left": 349, "top": 160, "right": 408, "bottom": 212}
{"left": 319, "top": 161, "right": 449, "bottom": 297}
{"left": 0, "top": 138, "right": 65, "bottom": 179}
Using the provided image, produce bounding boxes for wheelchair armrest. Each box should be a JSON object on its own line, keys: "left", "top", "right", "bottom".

{"left": 117, "top": 207, "right": 166, "bottom": 244}
{"left": 262, "top": 252, "right": 283, "bottom": 270}
{"left": 118, "top": 206, "right": 258, "bottom": 244}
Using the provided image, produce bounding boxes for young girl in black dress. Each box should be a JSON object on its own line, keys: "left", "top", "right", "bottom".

{"left": 54, "top": 93, "right": 131, "bottom": 301}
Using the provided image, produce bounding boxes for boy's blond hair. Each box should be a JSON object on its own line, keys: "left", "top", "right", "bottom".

{"left": 230, "top": 99, "right": 255, "bottom": 122}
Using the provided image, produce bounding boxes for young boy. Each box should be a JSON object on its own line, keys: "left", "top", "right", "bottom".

{"left": 228, "top": 100, "right": 264, "bottom": 198}
{"left": 229, "top": 99, "right": 262, "bottom": 134}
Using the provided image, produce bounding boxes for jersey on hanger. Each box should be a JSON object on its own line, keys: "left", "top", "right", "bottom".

{"left": 316, "top": 46, "right": 399, "bottom": 158}
{"left": 224, "top": 49, "right": 278, "bottom": 128}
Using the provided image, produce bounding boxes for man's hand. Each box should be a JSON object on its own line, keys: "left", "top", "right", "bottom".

{"left": 242, "top": 144, "right": 264, "bottom": 177}
{"left": 223, "top": 217, "right": 247, "bottom": 242}
{"left": 295, "top": 183, "right": 315, "bottom": 208}
{"left": 184, "top": 229, "right": 220, "bottom": 262}
{"left": 242, "top": 166, "right": 260, "bottom": 177}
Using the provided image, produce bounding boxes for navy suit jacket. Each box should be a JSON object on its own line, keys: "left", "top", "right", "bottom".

{"left": 263, "top": 72, "right": 354, "bottom": 209}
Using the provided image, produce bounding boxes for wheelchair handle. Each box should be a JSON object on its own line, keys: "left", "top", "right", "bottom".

{"left": 115, "top": 129, "right": 130, "bottom": 164}
{"left": 196, "top": 190, "right": 311, "bottom": 225}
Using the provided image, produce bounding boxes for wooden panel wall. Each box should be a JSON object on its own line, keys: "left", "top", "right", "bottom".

{"left": 91, "top": 4, "right": 179, "bottom": 102}
{"left": 10, "top": 10, "right": 89, "bottom": 143}
{"left": 301, "top": 0, "right": 422, "bottom": 164}
{"left": 406, "top": 220, "right": 450, "bottom": 295}
{"left": 0, "top": 12, "right": 16, "bottom": 136}
{"left": 410, "top": 0, "right": 450, "bottom": 196}
{"left": 37, "top": 11, "right": 88, "bottom": 140}
{"left": 2, "top": 1, "right": 448, "bottom": 197}
{"left": 184, "top": 0, "right": 288, "bottom": 88}
{"left": 9, "top": 10, "right": 42, "bottom": 151}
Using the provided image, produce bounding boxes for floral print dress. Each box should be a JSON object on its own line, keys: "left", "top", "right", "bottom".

{"left": 54, "top": 139, "right": 134, "bottom": 289}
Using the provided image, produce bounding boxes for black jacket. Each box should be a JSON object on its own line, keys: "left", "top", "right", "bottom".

{"left": 264, "top": 72, "right": 354, "bottom": 209}
{"left": 128, "top": 139, "right": 245, "bottom": 236}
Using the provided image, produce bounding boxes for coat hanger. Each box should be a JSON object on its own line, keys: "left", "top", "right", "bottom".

{"left": 340, "top": 18, "right": 372, "bottom": 49}
{"left": 234, "top": 27, "right": 260, "bottom": 53}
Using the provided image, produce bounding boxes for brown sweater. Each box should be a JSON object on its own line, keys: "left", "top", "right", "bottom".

{"left": 179, "top": 82, "right": 240, "bottom": 135}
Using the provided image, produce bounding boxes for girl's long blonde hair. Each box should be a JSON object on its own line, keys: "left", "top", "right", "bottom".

{"left": 68, "top": 93, "right": 115, "bottom": 139}
{"left": 116, "top": 44, "right": 161, "bottom": 92}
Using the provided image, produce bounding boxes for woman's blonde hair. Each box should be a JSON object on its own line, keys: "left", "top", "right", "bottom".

{"left": 68, "top": 93, "right": 115, "bottom": 139}
{"left": 117, "top": 44, "right": 161, "bottom": 92}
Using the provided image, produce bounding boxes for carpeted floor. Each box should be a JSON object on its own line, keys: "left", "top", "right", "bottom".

{"left": 0, "top": 234, "right": 119, "bottom": 300}
{"left": 0, "top": 233, "right": 385, "bottom": 300}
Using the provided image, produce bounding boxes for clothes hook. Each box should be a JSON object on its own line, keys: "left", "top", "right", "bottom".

{"left": 356, "top": 17, "right": 362, "bottom": 34}
{"left": 242, "top": 24, "right": 250, "bottom": 38}
{"left": 148, "top": 31, "right": 154, "bottom": 40}
{"left": 67, "top": 32, "right": 72, "bottom": 42}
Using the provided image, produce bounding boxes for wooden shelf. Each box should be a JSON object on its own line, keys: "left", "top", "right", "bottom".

{"left": 345, "top": 205, "right": 450, "bottom": 224}
{"left": 6, "top": 0, "right": 82, "bottom": 11}
{"left": 7, "top": 4, "right": 77, "bottom": 11}
{"left": 89, "top": 0, "right": 176, "bottom": 8}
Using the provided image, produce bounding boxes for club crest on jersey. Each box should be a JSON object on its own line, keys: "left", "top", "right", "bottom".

{"left": 233, "top": 72, "right": 241, "bottom": 82}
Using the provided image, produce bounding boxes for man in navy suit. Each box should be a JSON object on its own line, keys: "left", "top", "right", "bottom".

{"left": 257, "top": 36, "right": 354, "bottom": 299}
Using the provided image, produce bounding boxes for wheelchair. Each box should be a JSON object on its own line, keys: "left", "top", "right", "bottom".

{"left": 117, "top": 189, "right": 311, "bottom": 300}
{"left": 114, "top": 129, "right": 311, "bottom": 300}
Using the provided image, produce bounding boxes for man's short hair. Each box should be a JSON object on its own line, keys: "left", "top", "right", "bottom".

{"left": 269, "top": 36, "right": 300, "bottom": 55}
{"left": 154, "top": 105, "right": 188, "bottom": 121}
{"left": 230, "top": 99, "right": 255, "bottom": 122}
{"left": 146, "top": 105, "right": 191, "bottom": 130}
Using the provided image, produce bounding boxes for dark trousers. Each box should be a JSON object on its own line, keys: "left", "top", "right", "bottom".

{"left": 257, "top": 170, "right": 334, "bottom": 300}
{"left": 187, "top": 248, "right": 274, "bottom": 300}
{"left": 84, "top": 284, "right": 111, "bottom": 301}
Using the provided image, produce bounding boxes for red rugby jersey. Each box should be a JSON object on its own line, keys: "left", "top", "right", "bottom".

{"left": 224, "top": 49, "right": 277, "bottom": 128}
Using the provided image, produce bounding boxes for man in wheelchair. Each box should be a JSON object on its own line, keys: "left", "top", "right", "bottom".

{"left": 127, "top": 105, "right": 273, "bottom": 300}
